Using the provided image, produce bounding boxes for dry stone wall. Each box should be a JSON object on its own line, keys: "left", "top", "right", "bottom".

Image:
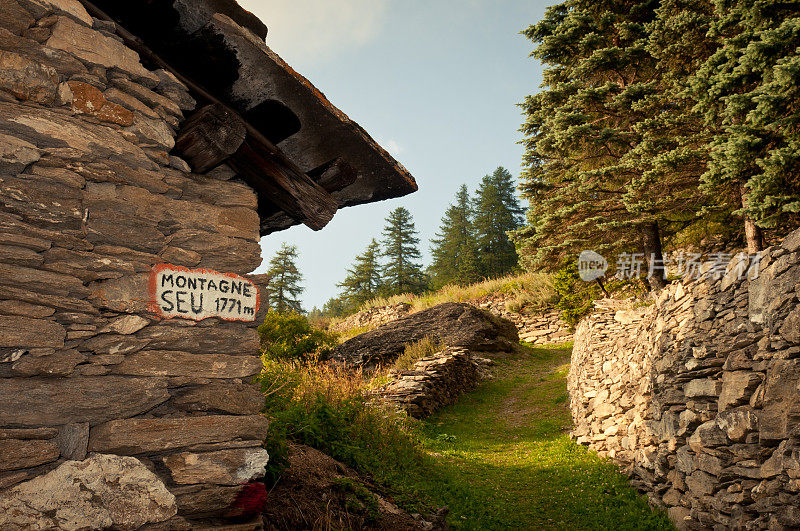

{"left": 569, "top": 228, "right": 800, "bottom": 529}
{"left": 377, "top": 347, "right": 492, "bottom": 418}
{"left": 474, "top": 294, "right": 572, "bottom": 345}
{"left": 0, "top": 0, "right": 269, "bottom": 526}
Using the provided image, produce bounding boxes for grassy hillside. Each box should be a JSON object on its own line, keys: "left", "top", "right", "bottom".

{"left": 324, "top": 272, "right": 557, "bottom": 335}
{"left": 362, "top": 272, "right": 555, "bottom": 312}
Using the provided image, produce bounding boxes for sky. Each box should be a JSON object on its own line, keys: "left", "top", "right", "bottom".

{"left": 239, "top": 0, "right": 555, "bottom": 310}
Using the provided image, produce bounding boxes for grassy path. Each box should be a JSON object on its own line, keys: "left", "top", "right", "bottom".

{"left": 409, "top": 344, "right": 673, "bottom": 530}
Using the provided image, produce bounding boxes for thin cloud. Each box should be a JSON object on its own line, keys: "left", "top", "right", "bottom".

{"left": 238, "top": 0, "right": 390, "bottom": 65}
{"left": 385, "top": 139, "right": 403, "bottom": 156}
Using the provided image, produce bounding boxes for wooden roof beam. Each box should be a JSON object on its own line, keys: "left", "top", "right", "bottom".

{"left": 228, "top": 139, "right": 337, "bottom": 231}
{"left": 78, "top": 0, "right": 338, "bottom": 232}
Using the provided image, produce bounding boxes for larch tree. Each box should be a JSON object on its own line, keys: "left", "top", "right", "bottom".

{"left": 337, "top": 239, "right": 384, "bottom": 307}
{"left": 473, "top": 167, "right": 523, "bottom": 278}
{"left": 266, "top": 243, "right": 304, "bottom": 314}
{"left": 429, "top": 184, "right": 480, "bottom": 288}
{"left": 381, "top": 207, "right": 427, "bottom": 296}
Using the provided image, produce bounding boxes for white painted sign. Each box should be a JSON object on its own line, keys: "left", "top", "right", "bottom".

{"left": 149, "top": 264, "right": 260, "bottom": 322}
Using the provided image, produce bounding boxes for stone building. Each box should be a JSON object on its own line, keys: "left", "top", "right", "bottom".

{"left": 0, "top": 0, "right": 416, "bottom": 528}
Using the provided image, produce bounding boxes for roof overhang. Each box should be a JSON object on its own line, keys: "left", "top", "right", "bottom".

{"left": 82, "top": 0, "right": 417, "bottom": 235}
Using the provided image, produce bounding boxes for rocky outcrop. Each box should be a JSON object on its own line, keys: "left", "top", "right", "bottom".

{"left": 378, "top": 347, "right": 492, "bottom": 418}
{"left": 330, "top": 295, "right": 572, "bottom": 346}
{"left": 329, "top": 302, "right": 518, "bottom": 369}
{"left": 0, "top": 1, "right": 268, "bottom": 526}
{"left": 569, "top": 228, "right": 800, "bottom": 529}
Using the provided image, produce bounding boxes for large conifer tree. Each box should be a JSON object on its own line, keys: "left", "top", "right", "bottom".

{"left": 337, "top": 239, "right": 383, "bottom": 306}
{"left": 473, "top": 167, "right": 523, "bottom": 277}
{"left": 517, "top": 0, "right": 671, "bottom": 285}
{"left": 625, "top": 0, "right": 721, "bottom": 247}
{"left": 429, "top": 185, "right": 480, "bottom": 288}
{"left": 693, "top": 0, "right": 800, "bottom": 249}
{"left": 266, "top": 243, "right": 304, "bottom": 313}
{"left": 381, "top": 207, "right": 427, "bottom": 295}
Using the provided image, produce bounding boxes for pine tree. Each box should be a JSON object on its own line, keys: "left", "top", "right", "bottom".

{"left": 381, "top": 207, "right": 427, "bottom": 295}
{"left": 692, "top": 0, "right": 800, "bottom": 249}
{"left": 337, "top": 239, "right": 384, "bottom": 307}
{"left": 266, "top": 243, "right": 304, "bottom": 313}
{"left": 429, "top": 185, "right": 480, "bottom": 288}
{"left": 321, "top": 295, "right": 350, "bottom": 318}
{"left": 473, "top": 167, "right": 523, "bottom": 278}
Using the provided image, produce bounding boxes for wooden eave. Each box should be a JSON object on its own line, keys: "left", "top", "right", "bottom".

{"left": 79, "top": 0, "right": 417, "bottom": 235}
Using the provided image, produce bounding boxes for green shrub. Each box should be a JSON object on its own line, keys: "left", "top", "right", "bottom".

{"left": 552, "top": 264, "right": 642, "bottom": 327}
{"left": 258, "top": 311, "right": 338, "bottom": 362}
{"left": 257, "top": 358, "right": 431, "bottom": 511}
{"left": 333, "top": 478, "right": 381, "bottom": 522}
{"left": 553, "top": 263, "right": 597, "bottom": 327}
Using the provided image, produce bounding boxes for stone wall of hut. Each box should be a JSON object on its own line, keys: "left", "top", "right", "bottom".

{"left": 0, "top": 0, "right": 270, "bottom": 527}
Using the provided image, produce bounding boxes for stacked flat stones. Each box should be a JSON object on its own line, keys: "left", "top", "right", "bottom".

{"left": 569, "top": 228, "right": 800, "bottom": 530}
{"left": 378, "top": 347, "right": 492, "bottom": 418}
{"left": 328, "top": 302, "right": 413, "bottom": 335}
{"left": 474, "top": 295, "right": 573, "bottom": 345}
{"left": 0, "top": 0, "right": 269, "bottom": 527}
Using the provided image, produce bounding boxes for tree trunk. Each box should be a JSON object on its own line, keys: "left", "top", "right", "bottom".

{"left": 643, "top": 221, "right": 667, "bottom": 290}
{"left": 740, "top": 182, "right": 764, "bottom": 253}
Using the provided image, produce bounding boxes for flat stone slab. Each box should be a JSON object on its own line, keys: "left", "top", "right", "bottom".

{"left": 88, "top": 414, "right": 269, "bottom": 454}
{"left": 0, "top": 376, "right": 169, "bottom": 426}
{"left": 0, "top": 438, "right": 60, "bottom": 471}
{"left": 162, "top": 447, "right": 269, "bottom": 485}
{"left": 0, "top": 315, "right": 65, "bottom": 348}
{"left": 113, "top": 350, "right": 262, "bottom": 378}
{"left": 45, "top": 16, "right": 156, "bottom": 82}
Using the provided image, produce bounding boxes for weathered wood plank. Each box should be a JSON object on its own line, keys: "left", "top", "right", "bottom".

{"left": 256, "top": 158, "right": 357, "bottom": 233}
{"left": 312, "top": 158, "right": 357, "bottom": 193}
{"left": 229, "top": 139, "right": 338, "bottom": 231}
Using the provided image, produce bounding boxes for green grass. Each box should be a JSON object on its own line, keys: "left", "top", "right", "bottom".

{"left": 393, "top": 336, "right": 444, "bottom": 372}
{"left": 400, "top": 344, "right": 673, "bottom": 530}
{"left": 262, "top": 344, "right": 673, "bottom": 530}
